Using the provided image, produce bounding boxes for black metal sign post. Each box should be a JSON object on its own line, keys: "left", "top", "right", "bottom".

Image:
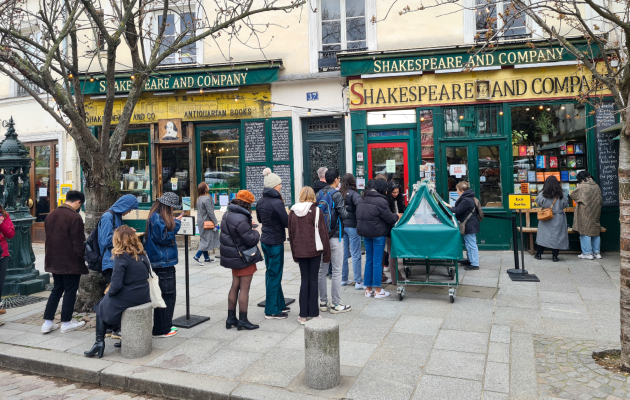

{"left": 506, "top": 195, "right": 539, "bottom": 282}
{"left": 173, "top": 216, "right": 210, "bottom": 328}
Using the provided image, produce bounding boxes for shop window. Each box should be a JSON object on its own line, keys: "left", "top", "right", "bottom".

{"left": 119, "top": 131, "right": 151, "bottom": 203}
{"left": 308, "top": 120, "right": 340, "bottom": 133}
{"left": 444, "top": 105, "right": 502, "bottom": 138}
{"left": 354, "top": 132, "right": 365, "bottom": 187}
{"left": 420, "top": 110, "right": 435, "bottom": 183}
{"left": 199, "top": 127, "right": 240, "bottom": 201}
{"left": 14, "top": 30, "right": 43, "bottom": 97}
{"left": 479, "top": 145, "right": 502, "bottom": 207}
{"left": 473, "top": 0, "right": 528, "bottom": 41}
{"left": 156, "top": 11, "right": 197, "bottom": 64}
{"left": 161, "top": 146, "right": 190, "bottom": 199}
{"left": 511, "top": 103, "right": 587, "bottom": 204}
{"left": 367, "top": 110, "right": 416, "bottom": 125}
{"left": 446, "top": 147, "right": 468, "bottom": 205}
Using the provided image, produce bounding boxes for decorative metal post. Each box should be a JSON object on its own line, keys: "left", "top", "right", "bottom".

{"left": 0, "top": 117, "right": 48, "bottom": 296}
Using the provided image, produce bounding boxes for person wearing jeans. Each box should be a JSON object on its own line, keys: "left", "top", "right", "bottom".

{"left": 463, "top": 234, "right": 479, "bottom": 269}
{"left": 570, "top": 171, "right": 603, "bottom": 260}
{"left": 448, "top": 182, "right": 481, "bottom": 269}
{"left": 339, "top": 173, "right": 363, "bottom": 289}
{"left": 363, "top": 236, "right": 386, "bottom": 290}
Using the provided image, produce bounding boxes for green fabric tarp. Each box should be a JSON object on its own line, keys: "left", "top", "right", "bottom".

{"left": 390, "top": 182, "right": 463, "bottom": 260}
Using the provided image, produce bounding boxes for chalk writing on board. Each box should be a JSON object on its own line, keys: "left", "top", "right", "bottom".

{"left": 272, "top": 120, "right": 290, "bottom": 161}
{"left": 595, "top": 102, "right": 619, "bottom": 206}
{"left": 244, "top": 121, "right": 266, "bottom": 163}
{"left": 245, "top": 165, "right": 265, "bottom": 206}
{"left": 273, "top": 164, "right": 292, "bottom": 205}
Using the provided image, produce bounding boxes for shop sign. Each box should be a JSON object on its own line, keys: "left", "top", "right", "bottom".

{"left": 349, "top": 64, "right": 610, "bottom": 109}
{"left": 80, "top": 68, "right": 279, "bottom": 95}
{"left": 340, "top": 43, "right": 597, "bottom": 76}
{"left": 178, "top": 217, "right": 195, "bottom": 236}
{"left": 509, "top": 194, "right": 531, "bottom": 210}
{"left": 85, "top": 85, "right": 271, "bottom": 126}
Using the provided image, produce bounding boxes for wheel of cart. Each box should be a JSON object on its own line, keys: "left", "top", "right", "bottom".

{"left": 394, "top": 258, "right": 460, "bottom": 302}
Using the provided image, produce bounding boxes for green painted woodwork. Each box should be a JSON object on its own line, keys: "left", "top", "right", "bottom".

{"left": 301, "top": 117, "right": 345, "bottom": 186}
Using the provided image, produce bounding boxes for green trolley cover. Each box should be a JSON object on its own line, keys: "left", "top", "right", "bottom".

{"left": 390, "top": 181, "right": 463, "bottom": 260}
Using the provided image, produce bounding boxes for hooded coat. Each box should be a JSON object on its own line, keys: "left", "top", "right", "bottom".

{"left": 450, "top": 189, "right": 480, "bottom": 235}
{"left": 356, "top": 189, "right": 399, "bottom": 238}
{"left": 144, "top": 211, "right": 181, "bottom": 268}
{"left": 311, "top": 180, "right": 328, "bottom": 195}
{"left": 288, "top": 202, "right": 331, "bottom": 263}
{"left": 256, "top": 187, "right": 288, "bottom": 245}
{"left": 98, "top": 195, "right": 139, "bottom": 271}
{"left": 220, "top": 204, "right": 263, "bottom": 269}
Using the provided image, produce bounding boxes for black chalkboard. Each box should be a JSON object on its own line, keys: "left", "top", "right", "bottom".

{"left": 244, "top": 121, "right": 266, "bottom": 163}
{"left": 245, "top": 165, "right": 265, "bottom": 206}
{"left": 273, "top": 164, "right": 292, "bottom": 204}
{"left": 272, "top": 120, "right": 290, "bottom": 161}
{"left": 595, "top": 102, "right": 620, "bottom": 206}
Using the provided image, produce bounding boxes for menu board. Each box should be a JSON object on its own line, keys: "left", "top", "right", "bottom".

{"left": 272, "top": 119, "right": 290, "bottom": 161}
{"left": 244, "top": 121, "right": 266, "bottom": 163}
{"left": 245, "top": 165, "right": 265, "bottom": 206}
{"left": 595, "top": 103, "right": 620, "bottom": 206}
{"left": 273, "top": 164, "right": 292, "bottom": 204}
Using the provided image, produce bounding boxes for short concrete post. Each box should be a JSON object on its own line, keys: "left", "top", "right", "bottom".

{"left": 304, "top": 318, "right": 340, "bottom": 390}
{"left": 120, "top": 303, "right": 153, "bottom": 359}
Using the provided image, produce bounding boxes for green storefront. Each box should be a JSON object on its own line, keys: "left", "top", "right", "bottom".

{"left": 339, "top": 41, "right": 620, "bottom": 252}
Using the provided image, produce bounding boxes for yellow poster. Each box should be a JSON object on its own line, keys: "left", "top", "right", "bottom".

{"left": 509, "top": 194, "right": 532, "bottom": 210}
{"left": 85, "top": 85, "right": 271, "bottom": 126}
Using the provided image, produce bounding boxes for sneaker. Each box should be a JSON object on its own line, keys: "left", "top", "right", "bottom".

{"left": 365, "top": 289, "right": 375, "bottom": 298}
{"left": 297, "top": 317, "right": 307, "bottom": 325}
{"left": 282, "top": 307, "right": 291, "bottom": 313}
{"left": 383, "top": 267, "right": 390, "bottom": 272}
{"left": 204, "top": 257, "right": 216, "bottom": 263}
{"left": 330, "top": 303, "right": 352, "bottom": 314}
{"left": 594, "top": 253, "right": 602, "bottom": 259}
{"left": 355, "top": 282, "right": 366, "bottom": 290}
{"left": 341, "top": 280, "right": 349, "bottom": 286}
{"left": 578, "top": 254, "right": 594, "bottom": 260}
{"left": 154, "top": 330, "right": 177, "bottom": 338}
{"left": 465, "top": 265, "right": 480, "bottom": 270}
{"left": 384, "top": 278, "right": 392, "bottom": 284}
{"left": 193, "top": 256, "right": 204, "bottom": 266}
{"left": 171, "top": 326, "right": 178, "bottom": 331}
{"left": 375, "top": 290, "right": 390, "bottom": 299}
{"left": 61, "top": 320, "right": 85, "bottom": 333}
{"left": 319, "top": 301, "right": 329, "bottom": 312}
{"left": 41, "top": 322, "right": 59, "bottom": 334}
{"left": 265, "top": 313, "right": 289, "bottom": 319}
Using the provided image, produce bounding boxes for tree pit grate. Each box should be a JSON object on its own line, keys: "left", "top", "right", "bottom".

{"left": 1, "top": 295, "right": 47, "bottom": 309}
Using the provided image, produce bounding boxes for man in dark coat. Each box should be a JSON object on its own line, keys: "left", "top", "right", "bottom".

{"left": 42, "top": 191, "right": 88, "bottom": 334}
{"left": 447, "top": 182, "right": 480, "bottom": 270}
{"left": 257, "top": 168, "right": 289, "bottom": 319}
{"left": 311, "top": 166, "right": 328, "bottom": 195}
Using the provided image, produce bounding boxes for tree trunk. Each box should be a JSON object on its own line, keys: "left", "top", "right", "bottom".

{"left": 619, "top": 91, "right": 630, "bottom": 370}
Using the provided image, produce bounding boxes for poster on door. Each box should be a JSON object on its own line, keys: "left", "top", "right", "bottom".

{"left": 449, "top": 164, "right": 466, "bottom": 178}
{"left": 386, "top": 160, "right": 396, "bottom": 173}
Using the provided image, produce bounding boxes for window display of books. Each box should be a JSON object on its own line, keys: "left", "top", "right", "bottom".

{"left": 119, "top": 140, "right": 150, "bottom": 200}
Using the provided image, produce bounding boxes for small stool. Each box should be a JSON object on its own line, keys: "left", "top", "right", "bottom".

{"left": 304, "top": 318, "right": 340, "bottom": 390}
{"left": 120, "top": 303, "right": 152, "bottom": 359}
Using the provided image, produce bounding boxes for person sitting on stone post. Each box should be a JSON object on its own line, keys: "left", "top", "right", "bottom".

{"left": 85, "top": 226, "right": 151, "bottom": 358}
{"left": 0, "top": 202, "right": 15, "bottom": 320}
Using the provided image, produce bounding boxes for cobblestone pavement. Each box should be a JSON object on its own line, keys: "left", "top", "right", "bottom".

{"left": 0, "top": 368, "right": 165, "bottom": 400}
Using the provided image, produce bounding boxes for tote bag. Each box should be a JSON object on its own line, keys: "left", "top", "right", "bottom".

{"left": 314, "top": 207, "right": 324, "bottom": 251}
{"left": 142, "top": 257, "right": 166, "bottom": 308}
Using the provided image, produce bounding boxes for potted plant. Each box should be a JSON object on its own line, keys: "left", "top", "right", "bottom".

{"left": 535, "top": 111, "right": 555, "bottom": 142}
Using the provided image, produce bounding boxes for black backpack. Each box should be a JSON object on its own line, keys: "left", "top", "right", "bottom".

{"left": 84, "top": 210, "right": 116, "bottom": 272}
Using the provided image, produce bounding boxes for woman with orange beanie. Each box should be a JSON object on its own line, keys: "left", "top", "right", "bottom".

{"left": 220, "top": 190, "right": 263, "bottom": 330}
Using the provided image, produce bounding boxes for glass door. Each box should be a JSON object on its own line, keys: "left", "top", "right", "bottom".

{"left": 158, "top": 146, "right": 190, "bottom": 200}
{"left": 27, "top": 141, "right": 58, "bottom": 243}
{"left": 367, "top": 142, "right": 409, "bottom": 202}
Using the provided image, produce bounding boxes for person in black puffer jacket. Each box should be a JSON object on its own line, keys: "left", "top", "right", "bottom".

{"left": 356, "top": 179, "right": 399, "bottom": 299}
{"left": 256, "top": 168, "right": 289, "bottom": 319}
{"left": 340, "top": 173, "right": 363, "bottom": 290}
{"left": 220, "top": 190, "right": 262, "bottom": 331}
{"left": 385, "top": 181, "right": 407, "bottom": 284}
{"left": 447, "top": 181, "right": 480, "bottom": 270}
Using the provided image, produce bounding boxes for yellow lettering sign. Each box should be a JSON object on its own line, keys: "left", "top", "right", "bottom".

{"left": 509, "top": 194, "right": 531, "bottom": 210}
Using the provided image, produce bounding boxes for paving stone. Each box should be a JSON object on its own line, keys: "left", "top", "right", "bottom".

{"left": 424, "top": 349, "right": 486, "bottom": 381}
{"left": 146, "top": 338, "right": 223, "bottom": 370}
{"left": 490, "top": 325, "right": 511, "bottom": 344}
{"left": 488, "top": 342, "right": 510, "bottom": 363}
{"left": 238, "top": 347, "right": 304, "bottom": 388}
{"left": 186, "top": 349, "right": 262, "bottom": 378}
{"left": 346, "top": 360, "right": 420, "bottom": 400}
{"left": 412, "top": 374, "right": 483, "bottom": 400}
{"left": 370, "top": 332, "right": 434, "bottom": 368}
{"left": 339, "top": 341, "right": 378, "bottom": 368}
{"left": 485, "top": 362, "right": 510, "bottom": 393}
{"left": 434, "top": 329, "right": 489, "bottom": 354}
{"left": 228, "top": 330, "right": 288, "bottom": 353}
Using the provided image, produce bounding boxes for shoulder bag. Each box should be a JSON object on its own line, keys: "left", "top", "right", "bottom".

{"left": 459, "top": 198, "right": 481, "bottom": 235}
{"left": 314, "top": 207, "right": 324, "bottom": 251}
{"left": 225, "top": 212, "right": 263, "bottom": 264}
{"left": 142, "top": 256, "right": 166, "bottom": 308}
{"left": 537, "top": 197, "right": 556, "bottom": 222}
{"left": 203, "top": 221, "right": 215, "bottom": 229}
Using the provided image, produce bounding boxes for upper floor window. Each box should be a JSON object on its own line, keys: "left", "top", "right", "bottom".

{"left": 474, "top": 0, "right": 528, "bottom": 42}
{"left": 318, "top": 0, "right": 368, "bottom": 72}
{"left": 14, "top": 30, "right": 43, "bottom": 97}
{"left": 157, "top": 11, "right": 197, "bottom": 64}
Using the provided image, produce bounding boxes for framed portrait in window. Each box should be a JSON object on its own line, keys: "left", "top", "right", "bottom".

{"left": 158, "top": 118, "right": 183, "bottom": 142}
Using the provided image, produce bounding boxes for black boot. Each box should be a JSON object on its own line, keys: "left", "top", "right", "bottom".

{"left": 534, "top": 254, "right": 542, "bottom": 260}
{"left": 84, "top": 315, "right": 106, "bottom": 358}
{"left": 237, "top": 312, "right": 259, "bottom": 331}
{"left": 226, "top": 310, "right": 238, "bottom": 329}
{"left": 114, "top": 341, "right": 121, "bottom": 348}
{"left": 552, "top": 255, "right": 560, "bottom": 262}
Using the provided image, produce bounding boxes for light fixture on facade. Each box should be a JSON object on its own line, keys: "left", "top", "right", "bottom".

{"left": 271, "top": 102, "right": 274, "bottom": 107}
{"left": 539, "top": 105, "right": 544, "bottom": 110}
{"left": 383, "top": 113, "right": 386, "bottom": 121}
{"left": 561, "top": 106, "right": 565, "bottom": 110}
{"left": 308, "top": 109, "right": 311, "bottom": 115}
{"left": 459, "top": 115, "right": 464, "bottom": 120}
{"left": 531, "top": 117, "right": 535, "bottom": 120}
{"left": 89, "top": 75, "right": 95, "bottom": 82}
{"left": 420, "top": 117, "right": 425, "bottom": 122}
{"left": 234, "top": 95, "right": 239, "bottom": 102}
{"left": 68, "top": 72, "right": 74, "bottom": 78}
{"left": 525, "top": 108, "right": 529, "bottom": 111}
{"left": 130, "top": 75, "right": 135, "bottom": 80}
{"left": 199, "top": 88, "right": 203, "bottom": 94}
{"left": 547, "top": 108, "right": 551, "bottom": 111}
{"left": 345, "top": 112, "right": 348, "bottom": 119}
{"left": 499, "top": 111, "right": 503, "bottom": 116}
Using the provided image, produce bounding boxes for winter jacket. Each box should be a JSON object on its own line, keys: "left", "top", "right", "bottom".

{"left": 256, "top": 187, "right": 289, "bottom": 245}
{"left": 570, "top": 180, "right": 603, "bottom": 237}
{"left": 342, "top": 189, "right": 362, "bottom": 228}
{"left": 311, "top": 180, "right": 328, "bottom": 195}
{"left": 144, "top": 212, "right": 181, "bottom": 268}
{"left": 44, "top": 204, "right": 87, "bottom": 275}
{"left": 317, "top": 185, "right": 348, "bottom": 240}
{"left": 356, "top": 189, "right": 399, "bottom": 238}
{"left": 450, "top": 189, "right": 480, "bottom": 235}
{"left": 288, "top": 202, "right": 331, "bottom": 263}
{"left": 93, "top": 253, "right": 151, "bottom": 326}
{"left": 387, "top": 182, "right": 407, "bottom": 215}
{"left": 220, "top": 204, "right": 263, "bottom": 269}
{"left": 0, "top": 214, "right": 15, "bottom": 258}
{"left": 535, "top": 193, "right": 569, "bottom": 250}
{"left": 98, "top": 195, "right": 139, "bottom": 271}
{"left": 197, "top": 195, "right": 219, "bottom": 251}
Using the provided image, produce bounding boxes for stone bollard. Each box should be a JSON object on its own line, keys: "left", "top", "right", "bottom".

{"left": 120, "top": 303, "right": 153, "bottom": 359}
{"left": 304, "top": 318, "right": 340, "bottom": 390}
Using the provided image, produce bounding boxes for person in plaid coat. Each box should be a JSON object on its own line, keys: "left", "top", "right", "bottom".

{"left": 570, "top": 171, "right": 603, "bottom": 260}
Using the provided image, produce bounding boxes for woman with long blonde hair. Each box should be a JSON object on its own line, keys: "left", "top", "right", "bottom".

{"left": 85, "top": 226, "right": 151, "bottom": 358}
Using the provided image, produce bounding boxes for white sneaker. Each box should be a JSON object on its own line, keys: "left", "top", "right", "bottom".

{"left": 330, "top": 303, "right": 352, "bottom": 314}
{"left": 375, "top": 290, "right": 390, "bottom": 299}
{"left": 385, "top": 278, "right": 392, "bottom": 284}
{"left": 61, "top": 320, "right": 85, "bottom": 333}
{"left": 383, "top": 267, "right": 390, "bottom": 272}
{"left": 365, "top": 289, "right": 374, "bottom": 298}
{"left": 578, "top": 254, "right": 594, "bottom": 260}
{"left": 319, "top": 301, "right": 329, "bottom": 312}
{"left": 594, "top": 253, "right": 602, "bottom": 259}
{"left": 355, "top": 282, "right": 366, "bottom": 290}
{"left": 41, "top": 322, "right": 59, "bottom": 334}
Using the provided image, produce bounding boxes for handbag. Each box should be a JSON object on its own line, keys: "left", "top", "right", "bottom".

{"left": 537, "top": 197, "right": 557, "bottom": 222}
{"left": 203, "top": 220, "right": 215, "bottom": 230}
{"left": 142, "top": 256, "right": 166, "bottom": 309}
{"left": 225, "top": 212, "right": 263, "bottom": 264}
{"left": 314, "top": 207, "right": 324, "bottom": 251}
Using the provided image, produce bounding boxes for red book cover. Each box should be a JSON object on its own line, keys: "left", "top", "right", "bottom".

{"left": 567, "top": 144, "right": 574, "bottom": 154}
{"left": 519, "top": 146, "right": 527, "bottom": 156}
{"left": 549, "top": 157, "right": 558, "bottom": 168}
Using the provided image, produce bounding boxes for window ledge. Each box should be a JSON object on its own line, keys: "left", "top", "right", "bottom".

{"left": 278, "top": 71, "right": 341, "bottom": 82}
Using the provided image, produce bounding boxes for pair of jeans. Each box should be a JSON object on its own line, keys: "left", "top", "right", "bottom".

{"left": 364, "top": 236, "right": 386, "bottom": 288}
{"left": 152, "top": 266, "right": 176, "bottom": 336}
{"left": 0, "top": 257, "right": 8, "bottom": 300}
{"left": 298, "top": 255, "right": 321, "bottom": 318}
{"left": 262, "top": 243, "right": 286, "bottom": 315}
{"left": 536, "top": 245, "right": 559, "bottom": 257}
{"left": 343, "top": 227, "right": 362, "bottom": 284}
{"left": 43, "top": 274, "right": 81, "bottom": 322}
{"left": 319, "top": 238, "right": 343, "bottom": 305}
{"left": 195, "top": 251, "right": 209, "bottom": 260}
{"left": 463, "top": 234, "right": 479, "bottom": 267}
{"left": 579, "top": 235, "right": 601, "bottom": 255}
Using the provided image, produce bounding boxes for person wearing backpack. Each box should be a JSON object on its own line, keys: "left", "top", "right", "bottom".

{"left": 447, "top": 181, "right": 481, "bottom": 270}
{"left": 42, "top": 191, "right": 87, "bottom": 334}
{"left": 317, "top": 169, "right": 352, "bottom": 314}
{"left": 339, "top": 173, "right": 363, "bottom": 290}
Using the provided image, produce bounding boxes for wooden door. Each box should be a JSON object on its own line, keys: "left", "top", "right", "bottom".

{"left": 29, "top": 141, "right": 57, "bottom": 243}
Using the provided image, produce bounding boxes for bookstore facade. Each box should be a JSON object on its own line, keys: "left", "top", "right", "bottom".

{"left": 339, "top": 42, "right": 620, "bottom": 251}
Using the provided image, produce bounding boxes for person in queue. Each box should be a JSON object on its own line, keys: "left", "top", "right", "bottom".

{"left": 220, "top": 190, "right": 262, "bottom": 331}
{"left": 85, "top": 226, "right": 151, "bottom": 358}
{"left": 0, "top": 202, "right": 15, "bottom": 322}
{"left": 194, "top": 182, "right": 219, "bottom": 265}
{"left": 144, "top": 192, "right": 182, "bottom": 337}
{"left": 447, "top": 181, "right": 481, "bottom": 270}
{"left": 535, "top": 175, "right": 569, "bottom": 262}
{"left": 339, "top": 173, "right": 364, "bottom": 289}
{"left": 570, "top": 171, "right": 603, "bottom": 260}
{"left": 385, "top": 181, "right": 406, "bottom": 283}
{"left": 288, "top": 186, "right": 331, "bottom": 324}
{"left": 312, "top": 166, "right": 328, "bottom": 195}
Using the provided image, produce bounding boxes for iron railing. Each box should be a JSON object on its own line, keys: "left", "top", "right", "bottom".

{"left": 318, "top": 47, "right": 367, "bottom": 72}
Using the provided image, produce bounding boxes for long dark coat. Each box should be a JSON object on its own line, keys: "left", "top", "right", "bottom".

{"left": 535, "top": 193, "right": 570, "bottom": 250}
{"left": 197, "top": 195, "right": 219, "bottom": 251}
{"left": 93, "top": 253, "right": 151, "bottom": 325}
{"left": 570, "top": 180, "right": 603, "bottom": 237}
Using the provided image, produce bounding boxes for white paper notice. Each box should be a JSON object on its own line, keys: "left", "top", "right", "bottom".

{"left": 386, "top": 160, "right": 396, "bottom": 173}
{"left": 357, "top": 178, "right": 366, "bottom": 190}
{"left": 131, "top": 151, "right": 139, "bottom": 160}
{"left": 120, "top": 151, "right": 127, "bottom": 160}
{"left": 449, "top": 164, "right": 466, "bottom": 178}
{"left": 178, "top": 217, "right": 195, "bottom": 236}
{"left": 219, "top": 195, "right": 229, "bottom": 206}
{"left": 357, "top": 152, "right": 363, "bottom": 161}
{"left": 171, "top": 183, "right": 177, "bottom": 190}
{"left": 38, "top": 187, "right": 47, "bottom": 197}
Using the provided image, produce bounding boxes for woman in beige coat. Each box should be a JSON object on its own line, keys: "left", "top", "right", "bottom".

{"left": 570, "top": 171, "right": 603, "bottom": 260}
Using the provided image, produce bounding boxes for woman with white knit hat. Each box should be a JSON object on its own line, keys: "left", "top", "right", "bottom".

{"left": 256, "top": 168, "right": 290, "bottom": 319}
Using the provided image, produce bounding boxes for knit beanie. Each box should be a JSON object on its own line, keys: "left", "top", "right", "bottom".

{"left": 263, "top": 167, "right": 282, "bottom": 188}
{"left": 235, "top": 190, "right": 256, "bottom": 204}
